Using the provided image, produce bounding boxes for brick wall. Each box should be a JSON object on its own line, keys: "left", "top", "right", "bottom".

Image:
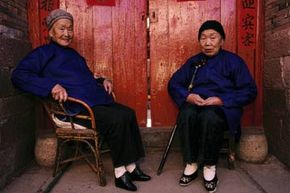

{"left": 264, "top": 0, "right": 290, "bottom": 168}
{"left": 0, "top": 0, "right": 35, "bottom": 189}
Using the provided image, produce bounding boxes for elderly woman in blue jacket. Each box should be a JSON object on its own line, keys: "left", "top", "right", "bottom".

{"left": 168, "top": 20, "right": 257, "bottom": 193}
{"left": 11, "top": 9, "right": 150, "bottom": 192}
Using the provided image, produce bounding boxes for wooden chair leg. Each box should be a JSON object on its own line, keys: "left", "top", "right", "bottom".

{"left": 157, "top": 125, "right": 177, "bottom": 175}
{"left": 94, "top": 139, "right": 106, "bottom": 186}
{"left": 54, "top": 139, "right": 75, "bottom": 176}
{"left": 53, "top": 139, "right": 62, "bottom": 176}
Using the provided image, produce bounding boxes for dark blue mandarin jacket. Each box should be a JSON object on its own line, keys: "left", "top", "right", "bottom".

{"left": 168, "top": 49, "right": 257, "bottom": 136}
{"left": 11, "top": 41, "right": 114, "bottom": 114}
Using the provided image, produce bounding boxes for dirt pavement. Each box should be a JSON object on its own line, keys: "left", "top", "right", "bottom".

{"left": 2, "top": 150, "right": 290, "bottom": 193}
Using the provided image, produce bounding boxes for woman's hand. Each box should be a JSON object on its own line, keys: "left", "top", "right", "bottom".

{"left": 202, "top": 97, "right": 223, "bottom": 106}
{"left": 51, "top": 84, "right": 68, "bottom": 102}
{"left": 186, "top": 94, "right": 223, "bottom": 106}
{"left": 94, "top": 73, "right": 113, "bottom": 94}
{"left": 186, "top": 93, "right": 205, "bottom": 106}
{"left": 94, "top": 73, "right": 101, "bottom": 79}
{"left": 103, "top": 79, "right": 113, "bottom": 94}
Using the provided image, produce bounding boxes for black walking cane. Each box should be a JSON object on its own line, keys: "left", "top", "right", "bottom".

{"left": 157, "top": 124, "right": 177, "bottom": 175}
{"left": 156, "top": 59, "right": 206, "bottom": 175}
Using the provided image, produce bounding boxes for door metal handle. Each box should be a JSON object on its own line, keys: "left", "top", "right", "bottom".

{"left": 150, "top": 9, "right": 158, "bottom": 23}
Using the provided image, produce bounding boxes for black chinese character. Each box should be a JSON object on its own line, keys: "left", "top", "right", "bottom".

{"left": 41, "top": 18, "right": 47, "bottom": 31}
{"left": 40, "top": 0, "right": 54, "bottom": 11}
{"left": 242, "top": 32, "right": 254, "bottom": 46}
{"left": 242, "top": 14, "right": 254, "bottom": 30}
{"left": 242, "top": 0, "right": 255, "bottom": 9}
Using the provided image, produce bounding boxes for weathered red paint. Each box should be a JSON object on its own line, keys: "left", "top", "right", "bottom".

{"left": 87, "top": 0, "right": 116, "bottom": 6}
{"left": 254, "top": 0, "right": 264, "bottom": 128}
{"left": 177, "top": 0, "right": 206, "bottom": 1}
{"left": 150, "top": 0, "right": 221, "bottom": 127}
{"left": 111, "top": 0, "right": 147, "bottom": 126}
{"left": 237, "top": 0, "right": 263, "bottom": 128}
{"left": 221, "top": 0, "right": 236, "bottom": 52}
{"left": 238, "top": 0, "right": 257, "bottom": 49}
{"left": 92, "top": 5, "right": 113, "bottom": 77}
{"left": 150, "top": 0, "right": 174, "bottom": 127}
{"left": 150, "top": 0, "right": 263, "bottom": 128}
{"left": 64, "top": 0, "right": 95, "bottom": 72}
{"left": 39, "top": 0, "right": 60, "bottom": 45}
{"left": 27, "top": 0, "right": 40, "bottom": 48}
{"left": 62, "top": 0, "right": 148, "bottom": 126}
{"left": 28, "top": 0, "right": 263, "bottom": 129}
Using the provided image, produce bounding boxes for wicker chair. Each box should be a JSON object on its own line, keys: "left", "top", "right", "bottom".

{"left": 41, "top": 97, "right": 106, "bottom": 186}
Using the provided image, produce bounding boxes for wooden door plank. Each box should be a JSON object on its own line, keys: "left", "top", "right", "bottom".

{"left": 112, "top": 0, "right": 137, "bottom": 107}
{"left": 64, "top": 0, "right": 94, "bottom": 72}
{"left": 92, "top": 6, "right": 113, "bottom": 78}
{"left": 221, "top": 0, "right": 237, "bottom": 52}
{"left": 27, "top": 0, "right": 40, "bottom": 48}
{"left": 150, "top": 0, "right": 221, "bottom": 127}
{"left": 134, "top": 0, "right": 148, "bottom": 126}
{"left": 61, "top": 0, "right": 147, "bottom": 126}
{"left": 254, "top": 0, "right": 264, "bottom": 127}
{"left": 149, "top": 0, "right": 170, "bottom": 127}
{"left": 112, "top": 0, "right": 147, "bottom": 126}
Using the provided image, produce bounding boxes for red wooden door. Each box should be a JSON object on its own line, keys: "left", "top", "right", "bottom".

{"left": 149, "top": 0, "right": 263, "bottom": 128}
{"left": 65, "top": 0, "right": 148, "bottom": 126}
{"left": 28, "top": 0, "right": 263, "bottom": 129}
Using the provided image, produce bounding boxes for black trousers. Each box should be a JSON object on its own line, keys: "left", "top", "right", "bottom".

{"left": 177, "top": 103, "right": 227, "bottom": 166}
{"left": 76, "top": 103, "right": 145, "bottom": 167}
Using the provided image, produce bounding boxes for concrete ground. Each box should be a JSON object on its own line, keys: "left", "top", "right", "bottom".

{"left": 2, "top": 150, "right": 290, "bottom": 193}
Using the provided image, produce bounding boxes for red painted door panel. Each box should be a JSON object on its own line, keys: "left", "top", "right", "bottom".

{"left": 150, "top": 0, "right": 221, "bottom": 127}
{"left": 63, "top": 0, "right": 148, "bottom": 126}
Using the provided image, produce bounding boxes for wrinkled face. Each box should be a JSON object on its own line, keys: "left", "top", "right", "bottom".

{"left": 49, "top": 18, "right": 73, "bottom": 47}
{"left": 199, "top": 29, "right": 224, "bottom": 57}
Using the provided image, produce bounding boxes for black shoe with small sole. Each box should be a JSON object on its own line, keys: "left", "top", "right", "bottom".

{"left": 204, "top": 174, "right": 219, "bottom": 193}
{"left": 179, "top": 170, "right": 198, "bottom": 186}
{"left": 129, "top": 167, "right": 151, "bottom": 181}
{"left": 115, "top": 172, "right": 137, "bottom": 191}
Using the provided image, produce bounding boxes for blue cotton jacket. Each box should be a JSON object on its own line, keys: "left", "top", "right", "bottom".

{"left": 11, "top": 41, "right": 114, "bottom": 114}
{"left": 168, "top": 49, "right": 257, "bottom": 136}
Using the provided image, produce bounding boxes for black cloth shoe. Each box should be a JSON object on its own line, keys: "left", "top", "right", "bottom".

{"left": 115, "top": 172, "right": 137, "bottom": 191}
{"left": 179, "top": 170, "right": 198, "bottom": 186}
{"left": 204, "top": 174, "right": 219, "bottom": 193}
{"left": 129, "top": 167, "right": 151, "bottom": 181}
